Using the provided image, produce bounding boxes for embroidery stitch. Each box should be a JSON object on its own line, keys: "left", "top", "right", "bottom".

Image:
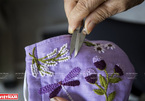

{"left": 29, "top": 43, "right": 70, "bottom": 77}
{"left": 84, "top": 68, "right": 97, "bottom": 84}
{"left": 39, "top": 67, "right": 81, "bottom": 100}
{"left": 94, "top": 45, "right": 105, "bottom": 53}
{"left": 104, "top": 43, "right": 115, "bottom": 50}
{"left": 85, "top": 56, "right": 124, "bottom": 101}
{"left": 84, "top": 41, "right": 115, "bottom": 53}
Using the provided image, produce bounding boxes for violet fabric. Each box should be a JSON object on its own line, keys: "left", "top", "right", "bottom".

{"left": 25, "top": 35, "right": 135, "bottom": 101}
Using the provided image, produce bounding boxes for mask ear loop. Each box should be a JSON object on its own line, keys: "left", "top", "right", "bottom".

{"left": 23, "top": 71, "right": 28, "bottom": 101}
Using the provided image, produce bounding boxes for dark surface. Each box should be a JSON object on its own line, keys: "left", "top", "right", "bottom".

{"left": 43, "top": 18, "right": 145, "bottom": 95}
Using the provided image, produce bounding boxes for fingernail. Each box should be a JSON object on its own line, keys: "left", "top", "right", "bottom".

{"left": 68, "top": 26, "right": 74, "bottom": 34}
{"left": 82, "top": 28, "right": 87, "bottom": 35}
{"left": 87, "top": 22, "right": 96, "bottom": 34}
{"left": 50, "top": 98, "right": 58, "bottom": 101}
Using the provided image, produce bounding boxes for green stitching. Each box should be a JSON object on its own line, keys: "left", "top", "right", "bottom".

{"left": 94, "top": 68, "right": 122, "bottom": 101}
{"left": 108, "top": 91, "right": 116, "bottom": 101}
{"left": 87, "top": 67, "right": 122, "bottom": 101}
{"left": 29, "top": 43, "right": 70, "bottom": 77}
{"left": 84, "top": 41, "right": 95, "bottom": 47}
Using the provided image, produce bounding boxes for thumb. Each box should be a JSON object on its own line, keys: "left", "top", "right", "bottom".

{"left": 50, "top": 97, "right": 68, "bottom": 101}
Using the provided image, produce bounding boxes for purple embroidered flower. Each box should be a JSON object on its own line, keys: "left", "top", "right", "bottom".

{"left": 85, "top": 74, "right": 97, "bottom": 84}
{"left": 84, "top": 68, "right": 97, "bottom": 84}
{"left": 94, "top": 60, "right": 106, "bottom": 70}
{"left": 114, "top": 65, "right": 124, "bottom": 76}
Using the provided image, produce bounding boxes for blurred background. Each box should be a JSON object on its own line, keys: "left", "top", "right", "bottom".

{"left": 0, "top": 0, "right": 145, "bottom": 101}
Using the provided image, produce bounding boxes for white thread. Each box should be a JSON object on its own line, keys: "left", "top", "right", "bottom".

{"left": 61, "top": 85, "right": 74, "bottom": 101}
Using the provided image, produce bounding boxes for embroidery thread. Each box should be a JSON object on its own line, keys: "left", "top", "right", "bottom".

{"left": 85, "top": 57, "right": 123, "bottom": 101}
{"left": 29, "top": 43, "right": 70, "bottom": 77}
{"left": 84, "top": 41, "right": 115, "bottom": 53}
{"left": 39, "top": 67, "right": 81, "bottom": 101}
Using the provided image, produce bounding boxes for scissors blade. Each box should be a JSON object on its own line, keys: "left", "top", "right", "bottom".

{"left": 70, "top": 28, "right": 79, "bottom": 56}
{"left": 74, "top": 29, "right": 86, "bottom": 57}
{"left": 74, "top": 32, "right": 81, "bottom": 57}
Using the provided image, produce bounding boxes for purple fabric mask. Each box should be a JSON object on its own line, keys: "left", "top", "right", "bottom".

{"left": 25, "top": 35, "right": 135, "bottom": 101}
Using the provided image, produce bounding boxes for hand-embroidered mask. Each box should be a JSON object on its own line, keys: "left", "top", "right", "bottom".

{"left": 25, "top": 35, "right": 135, "bottom": 101}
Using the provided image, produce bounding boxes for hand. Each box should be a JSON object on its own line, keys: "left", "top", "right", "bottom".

{"left": 50, "top": 97, "right": 68, "bottom": 101}
{"left": 64, "top": 0, "right": 144, "bottom": 34}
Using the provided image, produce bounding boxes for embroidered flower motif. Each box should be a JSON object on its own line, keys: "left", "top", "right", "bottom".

{"left": 84, "top": 68, "right": 97, "bottom": 84}
{"left": 29, "top": 43, "right": 70, "bottom": 78}
{"left": 94, "top": 45, "right": 105, "bottom": 53}
{"left": 85, "top": 56, "right": 124, "bottom": 101}
{"left": 114, "top": 65, "right": 124, "bottom": 76}
{"left": 84, "top": 41, "right": 116, "bottom": 54}
{"left": 85, "top": 74, "right": 97, "bottom": 84}
{"left": 47, "top": 48, "right": 57, "bottom": 59}
{"left": 93, "top": 56, "right": 106, "bottom": 70}
{"left": 39, "top": 67, "right": 81, "bottom": 101}
{"left": 39, "top": 64, "right": 54, "bottom": 77}
{"left": 104, "top": 43, "right": 115, "bottom": 50}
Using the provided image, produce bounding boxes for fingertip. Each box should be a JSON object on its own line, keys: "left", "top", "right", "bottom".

{"left": 68, "top": 22, "right": 82, "bottom": 34}
{"left": 68, "top": 25, "right": 75, "bottom": 34}
{"left": 85, "top": 21, "right": 96, "bottom": 34}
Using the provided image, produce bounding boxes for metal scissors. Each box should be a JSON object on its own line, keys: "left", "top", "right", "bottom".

{"left": 70, "top": 27, "right": 87, "bottom": 57}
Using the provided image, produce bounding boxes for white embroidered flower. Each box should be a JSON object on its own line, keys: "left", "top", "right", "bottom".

{"left": 31, "top": 63, "right": 38, "bottom": 78}
{"left": 29, "top": 43, "right": 70, "bottom": 78}
{"left": 104, "top": 43, "right": 115, "bottom": 50}
{"left": 94, "top": 45, "right": 105, "bottom": 53}
{"left": 40, "top": 65, "right": 54, "bottom": 76}
{"left": 47, "top": 48, "right": 57, "bottom": 59}
{"left": 46, "top": 61, "right": 58, "bottom": 67}
{"left": 58, "top": 56, "right": 71, "bottom": 62}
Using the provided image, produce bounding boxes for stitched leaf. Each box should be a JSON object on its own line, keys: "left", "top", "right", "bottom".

{"left": 46, "top": 61, "right": 57, "bottom": 67}
{"left": 58, "top": 43, "right": 67, "bottom": 54}
{"left": 57, "top": 56, "right": 70, "bottom": 62}
{"left": 108, "top": 91, "right": 116, "bottom": 101}
{"left": 93, "top": 89, "right": 104, "bottom": 95}
{"left": 60, "top": 49, "right": 69, "bottom": 56}
{"left": 47, "top": 48, "right": 57, "bottom": 59}
{"left": 84, "top": 41, "right": 95, "bottom": 47}
{"left": 109, "top": 77, "right": 122, "bottom": 83}
{"left": 39, "top": 71, "right": 45, "bottom": 77}
{"left": 99, "top": 74, "right": 107, "bottom": 88}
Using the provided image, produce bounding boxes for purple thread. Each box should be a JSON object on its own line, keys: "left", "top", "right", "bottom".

{"left": 49, "top": 86, "right": 62, "bottom": 98}
{"left": 63, "top": 80, "right": 80, "bottom": 86}
{"left": 39, "top": 83, "right": 59, "bottom": 94}
{"left": 63, "top": 67, "right": 81, "bottom": 82}
{"left": 114, "top": 65, "right": 124, "bottom": 76}
{"left": 85, "top": 74, "right": 97, "bottom": 84}
{"left": 94, "top": 60, "right": 106, "bottom": 70}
